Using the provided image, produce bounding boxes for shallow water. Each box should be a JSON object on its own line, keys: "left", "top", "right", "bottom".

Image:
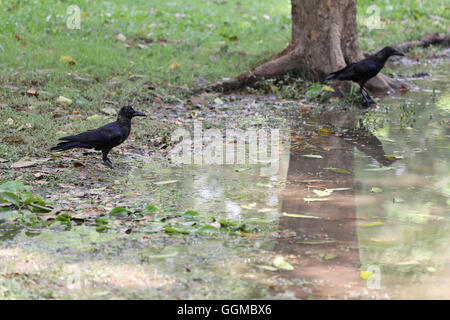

{"left": 1, "top": 61, "right": 449, "bottom": 299}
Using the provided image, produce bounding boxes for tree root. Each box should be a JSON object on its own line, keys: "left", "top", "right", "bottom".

{"left": 362, "top": 32, "right": 450, "bottom": 57}
{"left": 201, "top": 51, "right": 300, "bottom": 93}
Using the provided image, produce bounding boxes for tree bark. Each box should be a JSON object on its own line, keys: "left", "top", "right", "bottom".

{"left": 205, "top": 0, "right": 400, "bottom": 93}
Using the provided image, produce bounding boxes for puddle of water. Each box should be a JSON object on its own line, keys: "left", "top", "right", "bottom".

{"left": 1, "top": 62, "right": 448, "bottom": 299}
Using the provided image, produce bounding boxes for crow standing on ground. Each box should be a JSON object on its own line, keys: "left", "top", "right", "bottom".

{"left": 51, "top": 106, "right": 146, "bottom": 168}
{"left": 325, "top": 46, "right": 405, "bottom": 106}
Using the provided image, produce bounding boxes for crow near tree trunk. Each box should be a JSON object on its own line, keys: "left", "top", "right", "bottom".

{"left": 206, "top": 0, "right": 401, "bottom": 93}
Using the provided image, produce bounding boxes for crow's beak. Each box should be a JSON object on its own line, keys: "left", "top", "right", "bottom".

{"left": 133, "top": 111, "right": 146, "bottom": 117}
{"left": 392, "top": 50, "right": 405, "bottom": 57}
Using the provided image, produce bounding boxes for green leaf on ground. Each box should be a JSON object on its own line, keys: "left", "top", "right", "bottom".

{"left": 325, "top": 168, "right": 350, "bottom": 174}
{"left": 143, "top": 204, "right": 159, "bottom": 213}
{"left": 109, "top": 207, "right": 131, "bottom": 217}
{"left": 325, "top": 253, "right": 338, "bottom": 260}
{"left": 165, "top": 227, "right": 189, "bottom": 234}
{"left": 273, "top": 257, "right": 294, "bottom": 270}
{"left": 261, "top": 265, "right": 278, "bottom": 272}
{"left": 361, "top": 221, "right": 385, "bottom": 227}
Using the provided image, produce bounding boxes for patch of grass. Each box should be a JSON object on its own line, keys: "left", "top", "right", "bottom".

{"left": 0, "top": 0, "right": 291, "bottom": 86}
{"left": 358, "top": 0, "right": 449, "bottom": 50}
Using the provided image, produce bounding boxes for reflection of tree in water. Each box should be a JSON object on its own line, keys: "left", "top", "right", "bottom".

{"left": 276, "top": 109, "right": 395, "bottom": 299}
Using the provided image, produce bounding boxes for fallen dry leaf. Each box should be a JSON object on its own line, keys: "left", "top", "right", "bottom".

{"left": 187, "top": 97, "right": 204, "bottom": 105}
{"left": 59, "top": 55, "right": 76, "bottom": 65}
{"left": 71, "top": 74, "right": 91, "bottom": 82}
{"left": 26, "top": 87, "right": 38, "bottom": 96}
{"left": 129, "top": 74, "right": 147, "bottom": 81}
{"left": 116, "top": 33, "right": 126, "bottom": 42}
{"left": 273, "top": 256, "right": 294, "bottom": 271}
{"left": 72, "top": 161, "right": 85, "bottom": 168}
{"left": 57, "top": 96, "right": 73, "bottom": 105}
{"left": 105, "top": 81, "right": 123, "bottom": 88}
{"left": 169, "top": 63, "right": 180, "bottom": 71}
{"left": 58, "top": 183, "right": 76, "bottom": 189}
{"left": 313, "top": 189, "right": 333, "bottom": 197}
{"left": 101, "top": 107, "right": 116, "bottom": 115}
{"left": 11, "top": 160, "right": 38, "bottom": 169}
{"left": 3, "top": 136, "right": 25, "bottom": 144}
{"left": 34, "top": 172, "right": 46, "bottom": 178}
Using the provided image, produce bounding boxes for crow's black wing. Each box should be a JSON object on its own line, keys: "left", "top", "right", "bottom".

{"left": 349, "top": 59, "right": 381, "bottom": 82}
{"left": 326, "top": 58, "right": 381, "bottom": 83}
{"left": 325, "top": 63, "right": 356, "bottom": 81}
{"left": 59, "top": 122, "right": 127, "bottom": 150}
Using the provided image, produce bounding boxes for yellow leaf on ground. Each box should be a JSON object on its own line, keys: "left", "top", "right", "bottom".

{"left": 319, "top": 128, "right": 336, "bottom": 135}
{"left": 261, "top": 265, "right": 277, "bottom": 272}
{"left": 241, "top": 203, "right": 257, "bottom": 210}
{"left": 303, "top": 154, "right": 323, "bottom": 159}
{"left": 304, "top": 198, "right": 330, "bottom": 202}
{"left": 87, "top": 114, "right": 103, "bottom": 121}
{"left": 257, "top": 208, "right": 274, "bottom": 213}
{"left": 360, "top": 270, "right": 374, "bottom": 280}
{"left": 283, "top": 212, "right": 321, "bottom": 219}
{"left": 325, "top": 253, "right": 338, "bottom": 260}
{"left": 169, "top": 63, "right": 180, "bottom": 71}
{"left": 57, "top": 96, "right": 73, "bottom": 105}
{"left": 59, "top": 55, "right": 76, "bottom": 65}
{"left": 361, "top": 221, "right": 385, "bottom": 227}
{"left": 153, "top": 180, "right": 178, "bottom": 185}
{"left": 322, "top": 85, "right": 335, "bottom": 92}
{"left": 313, "top": 189, "right": 333, "bottom": 197}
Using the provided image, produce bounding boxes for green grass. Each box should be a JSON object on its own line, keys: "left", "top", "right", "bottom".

{"left": 358, "top": 0, "right": 449, "bottom": 49}
{"left": 0, "top": 0, "right": 291, "bottom": 85}
{"left": 0, "top": 0, "right": 448, "bottom": 162}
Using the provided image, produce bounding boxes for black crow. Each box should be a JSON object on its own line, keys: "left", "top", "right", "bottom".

{"left": 51, "top": 106, "right": 146, "bottom": 168}
{"left": 325, "top": 46, "right": 404, "bottom": 106}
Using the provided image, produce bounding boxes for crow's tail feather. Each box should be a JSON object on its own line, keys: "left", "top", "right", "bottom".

{"left": 324, "top": 73, "right": 337, "bottom": 82}
{"left": 50, "top": 141, "right": 81, "bottom": 151}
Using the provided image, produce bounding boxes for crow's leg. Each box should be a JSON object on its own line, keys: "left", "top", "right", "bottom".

{"left": 360, "top": 84, "right": 376, "bottom": 105}
{"left": 102, "top": 149, "right": 115, "bottom": 169}
{"left": 359, "top": 86, "right": 371, "bottom": 106}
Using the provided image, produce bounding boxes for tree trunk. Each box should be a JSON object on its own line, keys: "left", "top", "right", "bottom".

{"left": 205, "top": 0, "right": 400, "bottom": 93}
